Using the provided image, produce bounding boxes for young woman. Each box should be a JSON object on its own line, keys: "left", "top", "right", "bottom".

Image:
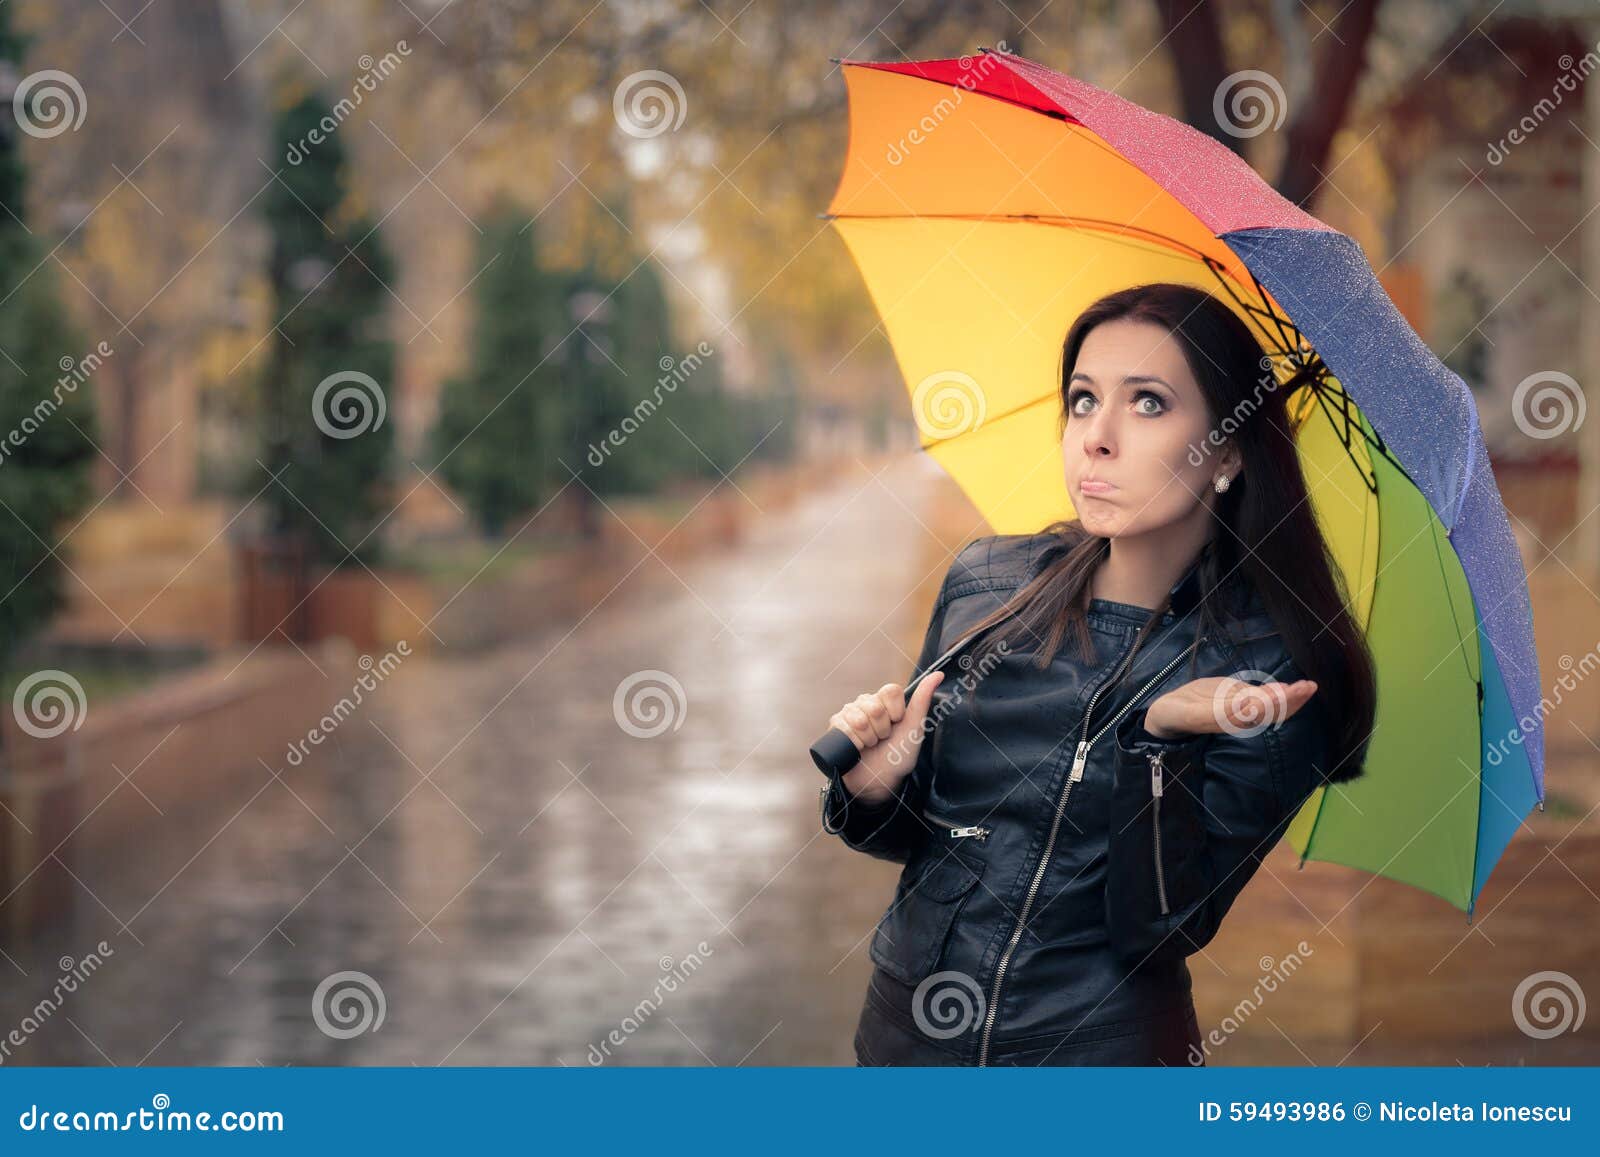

{"left": 821, "top": 282, "right": 1377, "bottom": 1066}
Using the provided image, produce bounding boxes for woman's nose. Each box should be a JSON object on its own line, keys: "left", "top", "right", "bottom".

{"left": 1080, "top": 411, "right": 1116, "bottom": 457}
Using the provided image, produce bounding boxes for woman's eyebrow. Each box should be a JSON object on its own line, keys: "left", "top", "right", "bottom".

{"left": 1068, "top": 372, "right": 1174, "bottom": 389}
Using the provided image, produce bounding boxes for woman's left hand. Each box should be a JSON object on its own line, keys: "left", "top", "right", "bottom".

{"left": 1142, "top": 676, "right": 1318, "bottom": 740}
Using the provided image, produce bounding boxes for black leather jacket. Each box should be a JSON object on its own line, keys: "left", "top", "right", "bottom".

{"left": 821, "top": 531, "right": 1338, "bottom": 1066}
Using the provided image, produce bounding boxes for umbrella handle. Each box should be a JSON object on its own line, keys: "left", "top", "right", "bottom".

{"left": 808, "top": 644, "right": 959, "bottom": 781}
{"left": 808, "top": 727, "right": 863, "bottom": 777}
{"left": 808, "top": 613, "right": 1000, "bottom": 784}
{"left": 810, "top": 668, "right": 933, "bottom": 778}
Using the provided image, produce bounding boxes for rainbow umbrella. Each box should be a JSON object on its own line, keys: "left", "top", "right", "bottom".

{"left": 823, "top": 47, "right": 1542, "bottom": 917}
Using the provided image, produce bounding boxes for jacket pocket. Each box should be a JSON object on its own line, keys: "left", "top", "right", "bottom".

{"left": 1149, "top": 750, "right": 1170, "bottom": 916}
{"left": 868, "top": 850, "right": 985, "bottom": 986}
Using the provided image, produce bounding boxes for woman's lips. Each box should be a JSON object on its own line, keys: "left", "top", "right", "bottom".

{"left": 1080, "top": 478, "right": 1116, "bottom": 494}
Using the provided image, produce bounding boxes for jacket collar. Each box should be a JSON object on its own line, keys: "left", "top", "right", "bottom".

{"left": 1166, "top": 539, "right": 1214, "bottom": 620}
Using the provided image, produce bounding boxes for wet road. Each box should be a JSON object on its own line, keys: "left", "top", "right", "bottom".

{"left": 0, "top": 454, "right": 956, "bottom": 1066}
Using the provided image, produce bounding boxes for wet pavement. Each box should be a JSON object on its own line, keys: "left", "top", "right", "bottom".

{"left": 0, "top": 454, "right": 954, "bottom": 1066}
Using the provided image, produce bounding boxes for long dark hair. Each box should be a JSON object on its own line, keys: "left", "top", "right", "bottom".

{"left": 957, "top": 282, "right": 1374, "bottom": 785}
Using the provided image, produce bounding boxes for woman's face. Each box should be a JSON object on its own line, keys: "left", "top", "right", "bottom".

{"left": 1060, "top": 317, "right": 1235, "bottom": 538}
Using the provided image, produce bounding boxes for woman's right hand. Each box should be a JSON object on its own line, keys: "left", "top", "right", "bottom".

{"left": 828, "top": 670, "right": 946, "bottom": 805}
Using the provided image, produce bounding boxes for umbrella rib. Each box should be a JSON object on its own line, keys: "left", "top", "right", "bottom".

{"left": 1207, "top": 260, "right": 1420, "bottom": 498}
{"left": 1425, "top": 515, "right": 1484, "bottom": 688}
{"left": 1243, "top": 263, "right": 1308, "bottom": 360}
{"left": 1208, "top": 257, "right": 1316, "bottom": 371}
{"left": 822, "top": 210, "right": 1223, "bottom": 267}
{"left": 918, "top": 391, "right": 1059, "bottom": 450}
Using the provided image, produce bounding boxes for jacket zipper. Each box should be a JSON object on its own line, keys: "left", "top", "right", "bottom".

{"left": 818, "top": 784, "right": 838, "bottom": 833}
{"left": 924, "top": 809, "right": 991, "bottom": 841}
{"left": 1150, "top": 751, "right": 1169, "bottom": 915}
{"left": 817, "top": 788, "right": 994, "bottom": 842}
{"left": 975, "top": 635, "right": 1200, "bottom": 1066}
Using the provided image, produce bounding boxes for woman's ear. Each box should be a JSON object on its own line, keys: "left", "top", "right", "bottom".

{"left": 1219, "top": 443, "right": 1243, "bottom": 484}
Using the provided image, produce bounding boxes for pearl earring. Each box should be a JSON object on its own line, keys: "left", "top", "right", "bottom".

{"left": 1214, "top": 474, "right": 1231, "bottom": 493}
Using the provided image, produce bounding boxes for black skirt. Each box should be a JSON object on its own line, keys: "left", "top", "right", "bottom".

{"left": 852, "top": 966, "right": 1204, "bottom": 1067}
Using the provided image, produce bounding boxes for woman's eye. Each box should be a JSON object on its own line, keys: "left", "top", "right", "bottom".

{"left": 1068, "top": 387, "right": 1165, "bottom": 416}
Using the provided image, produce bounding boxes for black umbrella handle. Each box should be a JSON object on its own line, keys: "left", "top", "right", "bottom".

{"left": 807, "top": 664, "right": 942, "bottom": 779}
{"left": 808, "top": 726, "right": 864, "bottom": 777}
{"left": 808, "top": 603, "right": 1013, "bottom": 782}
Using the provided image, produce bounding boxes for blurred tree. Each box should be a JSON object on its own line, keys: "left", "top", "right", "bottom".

{"left": 0, "top": 4, "right": 100, "bottom": 673}
{"left": 659, "top": 340, "right": 741, "bottom": 482}
{"left": 20, "top": 0, "right": 257, "bottom": 501}
{"left": 252, "top": 88, "right": 396, "bottom": 569}
{"left": 863, "top": 390, "right": 890, "bottom": 453}
{"left": 1155, "top": 0, "right": 1382, "bottom": 207}
{"left": 607, "top": 231, "right": 707, "bottom": 481}
{"left": 755, "top": 343, "right": 800, "bottom": 464}
{"left": 1435, "top": 266, "right": 1491, "bottom": 391}
{"left": 558, "top": 262, "right": 660, "bottom": 534}
{"left": 427, "top": 205, "right": 566, "bottom": 537}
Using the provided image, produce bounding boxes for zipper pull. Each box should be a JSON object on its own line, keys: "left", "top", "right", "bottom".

{"left": 1070, "top": 740, "right": 1090, "bottom": 782}
{"left": 950, "top": 825, "right": 990, "bottom": 840}
{"left": 1149, "top": 751, "right": 1165, "bottom": 797}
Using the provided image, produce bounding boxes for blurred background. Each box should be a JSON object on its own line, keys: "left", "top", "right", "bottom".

{"left": 0, "top": 0, "right": 1596, "bottom": 1066}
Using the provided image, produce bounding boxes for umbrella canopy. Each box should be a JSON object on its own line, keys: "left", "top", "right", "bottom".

{"left": 824, "top": 47, "right": 1542, "bottom": 917}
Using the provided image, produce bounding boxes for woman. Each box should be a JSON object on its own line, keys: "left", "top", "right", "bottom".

{"left": 821, "top": 282, "right": 1377, "bottom": 1066}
